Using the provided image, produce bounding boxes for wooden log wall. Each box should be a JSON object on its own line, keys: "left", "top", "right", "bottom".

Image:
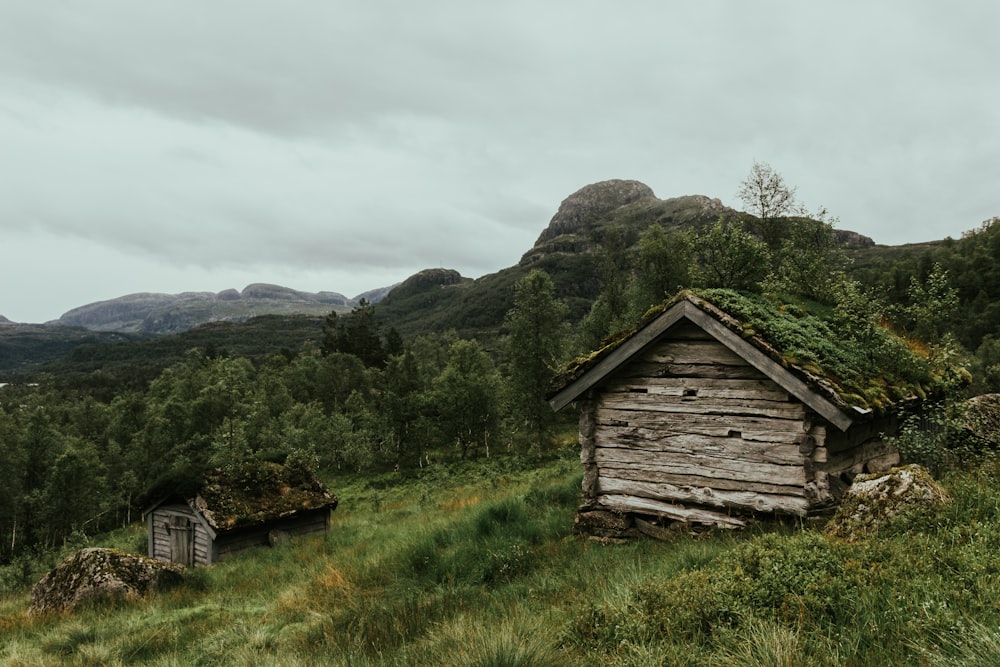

{"left": 584, "top": 324, "right": 821, "bottom": 527}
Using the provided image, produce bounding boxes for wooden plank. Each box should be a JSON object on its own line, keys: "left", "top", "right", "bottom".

{"left": 632, "top": 340, "right": 751, "bottom": 367}
{"left": 599, "top": 393, "right": 807, "bottom": 420}
{"left": 549, "top": 300, "right": 696, "bottom": 411}
{"left": 601, "top": 464, "right": 807, "bottom": 497}
{"left": 605, "top": 377, "right": 791, "bottom": 401}
{"left": 599, "top": 476, "right": 811, "bottom": 515}
{"left": 594, "top": 427, "right": 805, "bottom": 465}
{"left": 596, "top": 409, "right": 808, "bottom": 437}
{"left": 590, "top": 410, "right": 808, "bottom": 443}
{"left": 620, "top": 362, "right": 768, "bottom": 380}
{"left": 818, "top": 439, "right": 899, "bottom": 475}
{"left": 595, "top": 447, "right": 807, "bottom": 486}
{"left": 598, "top": 493, "right": 747, "bottom": 528}
{"left": 654, "top": 321, "right": 713, "bottom": 341}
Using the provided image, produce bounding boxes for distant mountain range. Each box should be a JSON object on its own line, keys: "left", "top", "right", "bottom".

{"left": 3, "top": 283, "right": 395, "bottom": 335}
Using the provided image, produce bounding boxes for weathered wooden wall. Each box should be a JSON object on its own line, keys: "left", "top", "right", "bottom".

{"left": 147, "top": 503, "right": 213, "bottom": 566}
{"left": 214, "top": 509, "right": 330, "bottom": 562}
{"left": 148, "top": 503, "right": 331, "bottom": 566}
{"left": 580, "top": 323, "right": 897, "bottom": 531}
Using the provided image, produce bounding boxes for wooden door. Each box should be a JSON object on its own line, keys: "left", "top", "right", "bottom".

{"left": 168, "top": 515, "right": 194, "bottom": 567}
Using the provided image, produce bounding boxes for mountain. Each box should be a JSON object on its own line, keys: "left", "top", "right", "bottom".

{"left": 52, "top": 283, "right": 394, "bottom": 335}
{"left": 378, "top": 179, "right": 812, "bottom": 340}
{"left": 1, "top": 178, "right": 914, "bottom": 382}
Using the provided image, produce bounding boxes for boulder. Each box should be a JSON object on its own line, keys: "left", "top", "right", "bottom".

{"left": 825, "top": 464, "right": 949, "bottom": 541}
{"left": 962, "top": 394, "right": 1000, "bottom": 445}
{"left": 29, "top": 548, "right": 184, "bottom": 616}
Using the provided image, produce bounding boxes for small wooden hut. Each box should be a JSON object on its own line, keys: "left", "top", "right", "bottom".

{"left": 144, "top": 461, "right": 337, "bottom": 566}
{"left": 549, "top": 290, "right": 943, "bottom": 536}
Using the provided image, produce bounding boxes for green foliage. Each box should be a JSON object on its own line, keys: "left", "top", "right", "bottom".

{"left": 691, "top": 218, "right": 772, "bottom": 291}
{"left": 763, "top": 214, "right": 848, "bottom": 302}
{"left": 433, "top": 339, "right": 503, "bottom": 459}
{"left": 628, "top": 223, "right": 693, "bottom": 316}
{"left": 504, "top": 270, "right": 568, "bottom": 449}
{"left": 697, "top": 288, "right": 943, "bottom": 411}
{"left": 321, "top": 299, "right": 393, "bottom": 368}
{"left": 902, "top": 261, "right": 961, "bottom": 341}
{"left": 849, "top": 217, "right": 1000, "bottom": 373}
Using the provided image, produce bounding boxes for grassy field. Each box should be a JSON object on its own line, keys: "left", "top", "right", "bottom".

{"left": 4, "top": 445, "right": 1000, "bottom": 666}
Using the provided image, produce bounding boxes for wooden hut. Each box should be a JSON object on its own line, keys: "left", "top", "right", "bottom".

{"left": 549, "top": 290, "right": 943, "bottom": 536}
{"left": 144, "top": 461, "right": 337, "bottom": 566}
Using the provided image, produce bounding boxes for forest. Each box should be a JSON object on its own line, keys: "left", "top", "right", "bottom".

{"left": 2, "top": 163, "right": 999, "bottom": 574}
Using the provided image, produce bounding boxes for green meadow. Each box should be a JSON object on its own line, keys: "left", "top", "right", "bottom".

{"left": 5, "top": 444, "right": 1000, "bottom": 666}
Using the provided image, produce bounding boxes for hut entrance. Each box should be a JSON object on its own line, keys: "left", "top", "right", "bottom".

{"left": 167, "top": 515, "right": 194, "bottom": 567}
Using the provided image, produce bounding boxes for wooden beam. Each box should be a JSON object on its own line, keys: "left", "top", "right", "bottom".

{"left": 548, "top": 300, "right": 695, "bottom": 411}
{"left": 598, "top": 476, "right": 811, "bottom": 515}
{"left": 597, "top": 494, "right": 747, "bottom": 528}
{"left": 593, "top": 426, "right": 806, "bottom": 465}
{"left": 594, "top": 447, "right": 807, "bottom": 486}
{"left": 600, "top": 464, "right": 808, "bottom": 497}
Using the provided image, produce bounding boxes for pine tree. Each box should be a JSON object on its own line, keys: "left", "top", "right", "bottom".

{"left": 504, "top": 270, "right": 567, "bottom": 449}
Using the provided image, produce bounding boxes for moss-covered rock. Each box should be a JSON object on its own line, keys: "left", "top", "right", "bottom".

{"left": 29, "top": 548, "right": 184, "bottom": 616}
{"left": 824, "top": 464, "right": 949, "bottom": 541}
{"left": 962, "top": 394, "right": 1000, "bottom": 445}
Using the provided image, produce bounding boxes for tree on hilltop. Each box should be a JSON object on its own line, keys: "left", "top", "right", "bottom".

{"left": 737, "top": 161, "right": 803, "bottom": 249}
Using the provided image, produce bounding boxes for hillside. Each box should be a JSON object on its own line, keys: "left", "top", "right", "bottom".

{"left": 0, "top": 321, "right": 143, "bottom": 375}
{"left": 0, "top": 314, "right": 329, "bottom": 392}
{"left": 5, "top": 451, "right": 1000, "bottom": 665}
{"left": 5, "top": 178, "right": 991, "bottom": 380}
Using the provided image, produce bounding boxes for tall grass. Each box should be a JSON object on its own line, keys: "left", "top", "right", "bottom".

{"left": 5, "top": 451, "right": 1000, "bottom": 665}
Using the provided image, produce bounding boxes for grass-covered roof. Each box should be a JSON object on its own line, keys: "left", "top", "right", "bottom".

{"left": 191, "top": 460, "right": 337, "bottom": 533}
{"left": 555, "top": 289, "right": 966, "bottom": 415}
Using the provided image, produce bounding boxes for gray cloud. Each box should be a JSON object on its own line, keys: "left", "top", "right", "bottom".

{"left": 1, "top": 1, "right": 998, "bottom": 322}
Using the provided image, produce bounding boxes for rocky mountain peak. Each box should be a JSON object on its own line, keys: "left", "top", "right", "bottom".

{"left": 535, "top": 179, "right": 657, "bottom": 245}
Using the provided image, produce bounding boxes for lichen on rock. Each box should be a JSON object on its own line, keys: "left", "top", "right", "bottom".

{"left": 29, "top": 548, "right": 184, "bottom": 616}
{"left": 824, "top": 464, "right": 949, "bottom": 541}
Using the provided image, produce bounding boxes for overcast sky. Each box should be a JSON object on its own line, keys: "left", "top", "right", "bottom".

{"left": 1, "top": 2, "right": 997, "bottom": 323}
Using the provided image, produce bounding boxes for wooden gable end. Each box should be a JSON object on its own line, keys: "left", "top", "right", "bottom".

{"left": 581, "top": 322, "right": 818, "bottom": 524}
{"left": 550, "top": 298, "right": 854, "bottom": 432}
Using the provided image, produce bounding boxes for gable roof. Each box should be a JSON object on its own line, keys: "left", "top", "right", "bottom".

{"left": 145, "top": 461, "right": 338, "bottom": 534}
{"left": 550, "top": 290, "right": 945, "bottom": 431}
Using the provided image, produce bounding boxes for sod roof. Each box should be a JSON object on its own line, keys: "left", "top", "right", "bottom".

{"left": 552, "top": 289, "right": 962, "bottom": 418}
{"left": 190, "top": 461, "right": 337, "bottom": 533}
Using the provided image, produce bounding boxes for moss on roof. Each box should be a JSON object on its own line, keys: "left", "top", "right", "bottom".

{"left": 192, "top": 460, "right": 337, "bottom": 532}
{"left": 555, "top": 289, "right": 964, "bottom": 415}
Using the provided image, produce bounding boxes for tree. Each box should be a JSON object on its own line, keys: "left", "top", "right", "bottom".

{"left": 42, "top": 440, "right": 108, "bottom": 541}
{"left": 737, "top": 161, "right": 802, "bottom": 248}
{"left": 904, "top": 262, "right": 960, "bottom": 341}
{"left": 382, "top": 348, "right": 428, "bottom": 468}
{"left": 765, "top": 213, "right": 847, "bottom": 303}
{"left": 691, "top": 218, "right": 771, "bottom": 291}
{"left": 321, "top": 299, "right": 388, "bottom": 367}
{"left": 504, "top": 270, "right": 567, "bottom": 449}
{"left": 626, "top": 224, "right": 693, "bottom": 321}
{"left": 433, "top": 340, "right": 502, "bottom": 459}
